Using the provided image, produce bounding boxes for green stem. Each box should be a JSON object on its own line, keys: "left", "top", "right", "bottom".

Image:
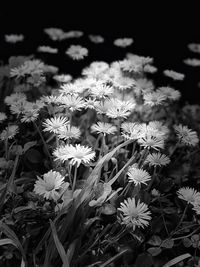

{"left": 72, "top": 163, "right": 78, "bottom": 193}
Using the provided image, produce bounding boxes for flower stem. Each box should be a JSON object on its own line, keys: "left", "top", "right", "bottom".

{"left": 72, "top": 163, "right": 78, "bottom": 193}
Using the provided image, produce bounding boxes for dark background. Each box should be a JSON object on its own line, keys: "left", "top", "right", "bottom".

{"left": 0, "top": 3, "right": 200, "bottom": 104}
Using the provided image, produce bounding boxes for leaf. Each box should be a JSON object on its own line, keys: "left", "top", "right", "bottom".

{"left": 147, "top": 247, "right": 162, "bottom": 256}
{"left": 147, "top": 235, "right": 162, "bottom": 246}
{"left": 50, "top": 220, "right": 69, "bottom": 267}
{"left": 23, "top": 141, "right": 37, "bottom": 153}
{"left": 161, "top": 239, "right": 174, "bottom": 249}
{"left": 162, "top": 253, "right": 191, "bottom": 267}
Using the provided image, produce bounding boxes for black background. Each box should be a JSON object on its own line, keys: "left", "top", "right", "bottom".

{"left": 0, "top": 3, "right": 200, "bottom": 104}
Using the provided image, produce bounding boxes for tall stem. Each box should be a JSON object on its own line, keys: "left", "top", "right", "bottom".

{"left": 33, "top": 121, "right": 53, "bottom": 166}
{"left": 72, "top": 163, "right": 78, "bottom": 193}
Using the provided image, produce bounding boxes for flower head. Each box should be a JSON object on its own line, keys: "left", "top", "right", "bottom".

{"left": 37, "top": 46, "right": 58, "bottom": 54}
{"left": 143, "top": 91, "right": 167, "bottom": 106}
{"left": 118, "top": 198, "right": 151, "bottom": 230}
{"left": 57, "top": 125, "right": 81, "bottom": 140}
{"left": 34, "top": 170, "right": 65, "bottom": 201}
{"left": 127, "top": 166, "right": 151, "bottom": 186}
{"left": 53, "top": 144, "right": 95, "bottom": 167}
{"left": 66, "top": 45, "right": 88, "bottom": 60}
{"left": 145, "top": 152, "right": 170, "bottom": 167}
{"left": 177, "top": 187, "right": 200, "bottom": 205}
{"left": 43, "top": 116, "right": 69, "bottom": 134}
{"left": 91, "top": 122, "right": 117, "bottom": 135}
{"left": 114, "top": 38, "right": 133, "bottom": 47}
{"left": 5, "top": 34, "right": 24, "bottom": 43}
{"left": 163, "top": 69, "right": 185, "bottom": 81}
{"left": 0, "top": 125, "right": 19, "bottom": 140}
{"left": 174, "top": 124, "right": 199, "bottom": 146}
{"left": 0, "top": 112, "right": 7, "bottom": 123}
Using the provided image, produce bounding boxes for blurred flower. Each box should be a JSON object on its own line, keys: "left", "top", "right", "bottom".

{"left": 91, "top": 121, "right": 117, "bottom": 135}
{"left": 118, "top": 197, "right": 151, "bottom": 230}
{"left": 53, "top": 144, "right": 95, "bottom": 167}
{"left": 5, "top": 34, "right": 24, "bottom": 43}
{"left": 145, "top": 152, "right": 170, "bottom": 167}
{"left": 88, "top": 34, "right": 104, "bottom": 43}
{"left": 44, "top": 27, "right": 66, "bottom": 41}
{"left": 157, "top": 87, "right": 181, "bottom": 101}
{"left": 177, "top": 187, "right": 200, "bottom": 205}
{"left": 0, "top": 125, "right": 19, "bottom": 140}
{"left": 163, "top": 69, "right": 185, "bottom": 81}
{"left": 0, "top": 112, "right": 7, "bottom": 123}
{"left": 174, "top": 124, "right": 199, "bottom": 146}
{"left": 114, "top": 38, "right": 133, "bottom": 47}
{"left": 43, "top": 116, "right": 69, "bottom": 134}
{"left": 4, "top": 93, "right": 27, "bottom": 106}
{"left": 112, "top": 76, "right": 135, "bottom": 90}
{"left": 34, "top": 170, "right": 65, "bottom": 201}
{"left": 66, "top": 45, "right": 88, "bottom": 60}
{"left": 53, "top": 74, "right": 72, "bottom": 83}
{"left": 183, "top": 58, "right": 200, "bottom": 67}
{"left": 188, "top": 43, "right": 200, "bottom": 53}
{"left": 127, "top": 166, "right": 151, "bottom": 186}
{"left": 37, "top": 46, "right": 58, "bottom": 54}
{"left": 82, "top": 61, "right": 109, "bottom": 78}
{"left": 121, "top": 122, "right": 141, "bottom": 140}
{"left": 143, "top": 91, "right": 167, "bottom": 106}
{"left": 21, "top": 110, "right": 39, "bottom": 123}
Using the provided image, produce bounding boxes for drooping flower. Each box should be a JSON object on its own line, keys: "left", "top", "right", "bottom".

{"left": 53, "top": 144, "right": 95, "bottom": 167}
{"left": 118, "top": 197, "right": 151, "bottom": 230}
{"left": 34, "top": 170, "right": 65, "bottom": 201}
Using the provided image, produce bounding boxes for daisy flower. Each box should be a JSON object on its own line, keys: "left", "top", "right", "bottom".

{"left": 177, "top": 187, "right": 200, "bottom": 205}
{"left": 112, "top": 76, "right": 136, "bottom": 90}
{"left": 43, "top": 116, "right": 69, "bottom": 134}
{"left": 174, "top": 124, "right": 199, "bottom": 146}
{"left": 143, "top": 64, "right": 158, "bottom": 73}
{"left": 53, "top": 144, "right": 95, "bottom": 167}
{"left": 57, "top": 125, "right": 81, "bottom": 140}
{"left": 91, "top": 122, "right": 117, "bottom": 135}
{"left": 59, "top": 83, "right": 80, "bottom": 96}
{"left": 188, "top": 43, "right": 200, "bottom": 54}
{"left": 118, "top": 197, "right": 151, "bottom": 230}
{"left": 21, "top": 110, "right": 39, "bottom": 123}
{"left": 138, "top": 134, "right": 164, "bottom": 150}
{"left": 94, "top": 99, "right": 111, "bottom": 114}
{"left": 58, "top": 95, "right": 85, "bottom": 112}
{"left": 88, "top": 34, "right": 104, "bottom": 43}
{"left": 106, "top": 99, "right": 135, "bottom": 119}
{"left": 37, "top": 46, "right": 58, "bottom": 54}
{"left": 145, "top": 152, "right": 170, "bottom": 167}
{"left": 0, "top": 112, "right": 7, "bottom": 123}
{"left": 90, "top": 84, "right": 114, "bottom": 99}
{"left": 114, "top": 38, "right": 133, "bottom": 48}
{"left": 4, "top": 93, "right": 27, "bottom": 106}
{"left": 34, "top": 170, "right": 65, "bottom": 201}
{"left": 44, "top": 27, "right": 66, "bottom": 41}
{"left": 66, "top": 45, "right": 88, "bottom": 60}
{"left": 143, "top": 91, "right": 167, "bottom": 106}
{"left": 127, "top": 166, "right": 151, "bottom": 186}
{"left": 183, "top": 58, "right": 200, "bottom": 67}
{"left": 53, "top": 74, "right": 72, "bottom": 83}
{"left": 163, "top": 69, "right": 185, "bottom": 81}
{"left": 64, "top": 30, "right": 83, "bottom": 39}
{"left": 121, "top": 122, "right": 141, "bottom": 140}
{"left": 157, "top": 87, "right": 181, "bottom": 101}
{"left": 0, "top": 125, "right": 19, "bottom": 141}
{"left": 148, "top": 121, "right": 169, "bottom": 139}
{"left": 85, "top": 98, "right": 100, "bottom": 110}
{"left": 82, "top": 61, "right": 109, "bottom": 78}
{"left": 119, "top": 59, "right": 142, "bottom": 73}
{"left": 5, "top": 34, "right": 24, "bottom": 43}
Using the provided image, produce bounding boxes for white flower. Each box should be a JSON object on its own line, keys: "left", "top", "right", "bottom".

{"left": 59, "top": 83, "right": 80, "bottom": 96}
{"left": 174, "top": 124, "right": 199, "bottom": 146}
{"left": 184, "top": 58, "right": 200, "bottom": 67}
{"left": 163, "top": 69, "right": 185, "bottom": 81}
{"left": 188, "top": 43, "right": 200, "bottom": 54}
{"left": 138, "top": 134, "right": 164, "bottom": 150}
{"left": 58, "top": 95, "right": 85, "bottom": 112}
{"left": 0, "top": 125, "right": 19, "bottom": 141}
{"left": 90, "top": 84, "right": 114, "bottom": 99}
{"left": 118, "top": 198, "right": 151, "bottom": 230}
{"left": 5, "top": 34, "right": 24, "bottom": 43}
{"left": 43, "top": 116, "right": 69, "bottom": 134}
{"left": 82, "top": 61, "right": 109, "bottom": 78}
{"left": 57, "top": 125, "right": 81, "bottom": 140}
{"left": 53, "top": 144, "right": 95, "bottom": 167}
{"left": 157, "top": 87, "right": 181, "bottom": 101}
{"left": 37, "top": 46, "right": 58, "bottom": 54}
{"left": 44, "top": 27, "right": 66, "bottom": 41}
{"left": 88, "top": 35, "right": 104, "bottom": 43}
{"left": 177, "top": 187, "right": 200, "bottom": 205}
{"left": 4, "top": 93, "right": 27, "bottom": 106}
{"left": 112, "top": 76, "right": 136, "bottom": 90}
{"left": 91, "top": 122, "right": 117, "bottom": 135}
{"left": 66, "top": 45, "right": 88, "bottom": 60}
{"left": 145, "top": 152, "right": 170, "bottom": 167}
{"left": 121, "top": 122, "right": 141, "bottom": 140}
{"left": 114, "top": 38, "right": 133, "bottom": 48}
{"left": 127, "top": 166, "right": 151, "bottom": 186}
{"left": 53, "top": 74, "right": 72, "bottom": 83}
{"left": 34, "top": 170, "right": 65, "bottom": 201}
{"left": 143, "top": 91, "right": 167, "bottom": 106}
{"left": 106, "top": 99, "right": 135, "bottom": 119}
{"left": 21, "top": 110, "right": 39, "bottom": 123}
{"left": 0, "top": 112, "right": 7, "bottom": 123}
